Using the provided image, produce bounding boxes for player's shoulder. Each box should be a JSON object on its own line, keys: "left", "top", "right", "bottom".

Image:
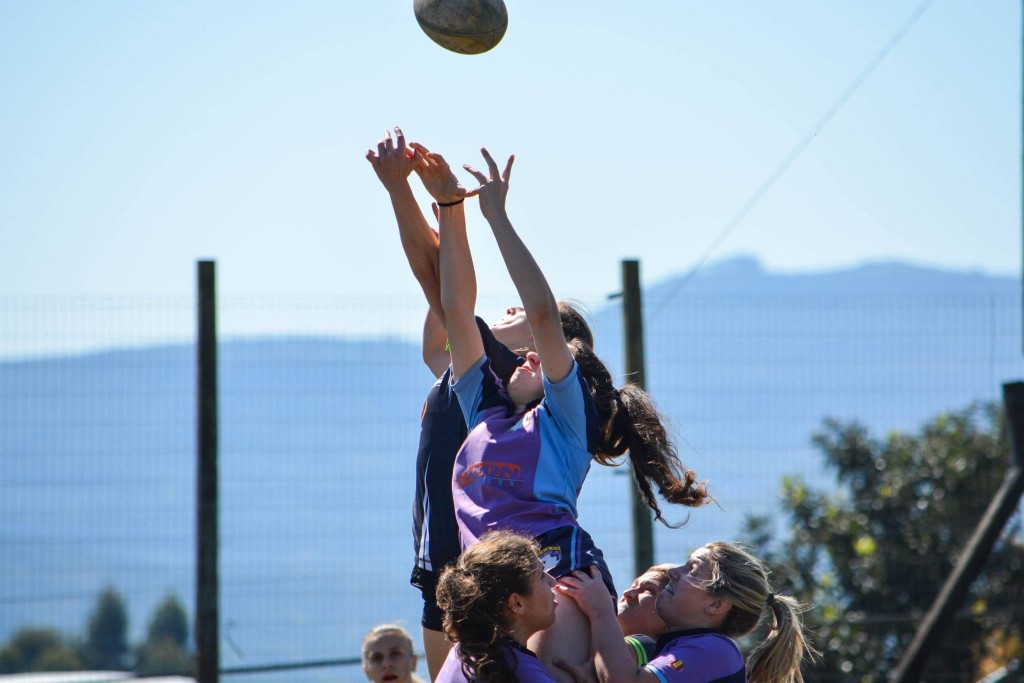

{"left": 659, "top": 629, "right": 742, "bottom": 661}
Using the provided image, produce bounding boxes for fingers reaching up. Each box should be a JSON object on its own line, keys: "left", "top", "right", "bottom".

{"left": 409, "top": 142, "right": 473, "bottom": 205}
{"left": 463, "top": 147, "right": 514, "bottom": 184}
{"left": 464, "top": 148, "right": 515, "bottom": 220}
{"left": 365, "top": 126, "right": 422, "bottom": 189}
{"left": 369, "top": 135, "right": 518, "bottom": 219}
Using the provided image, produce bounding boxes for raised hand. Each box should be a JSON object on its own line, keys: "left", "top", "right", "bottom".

{"left": 463, "top": 148, "right": 514, "bottom": 220}
{"left": 409, "top": 142, "right": 473, "bottom": 205}
{"left": 365, "top": 126, "right": 420, "bottom": 192}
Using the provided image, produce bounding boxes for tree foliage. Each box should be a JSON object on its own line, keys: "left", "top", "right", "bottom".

{"left": 0, "top": 588, "right": 192, "bottom": 676}
{"left": 145, "top": 594, "right": 189, "bottom": 647}
{"left": 744, "top": 402, "right": 1024, "bottom": 682}
{"left": 135, "top": 638, "right": 193, "bottom": 678}
{"left": 80, "top": 585, "right": 129, "bottom": 670}
{"left": 0, "top": 628, "right": 81, "bottom": 673}
{"left": 136, "top": 594, "right": 191, "bottom": 677}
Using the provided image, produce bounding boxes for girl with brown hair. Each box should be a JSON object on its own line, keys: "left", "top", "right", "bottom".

{"left": 435, "top": 530, "right": 559, "bottom": 683}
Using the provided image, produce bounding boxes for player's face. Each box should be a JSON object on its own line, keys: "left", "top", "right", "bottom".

{"left": 617, "top": 570, "right": 669, "bottom": 637}
{"left": 490, "top": 306, "right": 534, "bottom": 353}
{"left": 518, "top": 559, "right": 558, "bottom": 635}
{"left": 362, "top": 633, "right": 416, "bottom": 683}
{"left": 656, "top": 548, "right": 716, "bottom": 631}
{"left": 507, "top": 351, "right": 544, "bottom": 408}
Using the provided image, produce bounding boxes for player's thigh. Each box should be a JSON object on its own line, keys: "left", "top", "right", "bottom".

{"left": 528, "top": 594, "right": 593, "bottom": 683}
{"left": 422, "top": 627, "right": 451, "bottom": 682}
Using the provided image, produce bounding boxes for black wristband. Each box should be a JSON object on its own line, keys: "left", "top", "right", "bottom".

{"left": 437, "top": 198, "right": 464, "bottom": 207}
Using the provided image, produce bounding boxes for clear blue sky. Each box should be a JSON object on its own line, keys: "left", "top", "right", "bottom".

{"left": 1, "top": 1, "right": 1020, "bottom": 311}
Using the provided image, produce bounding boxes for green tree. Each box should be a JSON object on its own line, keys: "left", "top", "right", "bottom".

{"left": 0, "top": 628, "right": 81, "bottom": 673}
{"left": 135, "top": 594, "right": 191, "bottom": 677}
{"left": 135, "top": 638, "right": 192, "bottom": 678}
{"left": 146, "top": 594, "right": 189, "bottom": 648}
{"left": 80, "top": 586, "right": 129, "bottom": 670}
{"left": 744, "top": 402, "right": 1024, "bottom": 682}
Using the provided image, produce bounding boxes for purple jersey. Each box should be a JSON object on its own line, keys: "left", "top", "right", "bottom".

{"left": 644, "top": 629, "right": 746, "bottom": 683}
{"left": 435, "top": 641, "right": 557, "bottom": 683}
{"left": 450, "top": 354, "right": 600, "bottom": 567}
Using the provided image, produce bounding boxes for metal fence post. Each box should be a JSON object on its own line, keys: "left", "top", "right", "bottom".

{"left": 622, "top": 259, "right": 655, "bottom": 576}
{"left": 196, "top": 260, "right": 219, "bottom": 683}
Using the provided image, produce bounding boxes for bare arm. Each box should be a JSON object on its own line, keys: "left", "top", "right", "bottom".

{"left": 366, "top": 126, "right": 444, "bottom": 326}
{"left": 422, "top": 308, "right": 450, "bottom": 378}
{"left": 464, "top": 150, "right": 574, "bottom": 383}
{"left": 557, "top": 569, "right": 660, "bottom": 683}
{"left": 412, "top": 148, "right": 484, "bottom": 380}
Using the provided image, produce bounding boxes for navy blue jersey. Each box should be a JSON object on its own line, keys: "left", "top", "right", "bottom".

{"left": 411, "top": 318, "right": 520, "bottom": 575}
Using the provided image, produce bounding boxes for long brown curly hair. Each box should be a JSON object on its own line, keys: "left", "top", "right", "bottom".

{"left": 436, "top": 531, "right": 541, "bottom": 683}
{"left": 568, "top": 338, "right": 710, "bottom": 526}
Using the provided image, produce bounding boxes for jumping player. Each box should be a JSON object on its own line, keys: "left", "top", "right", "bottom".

{"left": 366, "top": 128, "right": 592, "bottom": 680}
{"left": 413, "top": 145, "right": 711, "bottom": 683}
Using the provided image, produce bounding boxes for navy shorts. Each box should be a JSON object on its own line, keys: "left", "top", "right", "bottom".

{"left": 410, "top": 565, "right": 445, "bottom": 632}
{"left": 534, "top": 525, "right": 617, "bottom": 597}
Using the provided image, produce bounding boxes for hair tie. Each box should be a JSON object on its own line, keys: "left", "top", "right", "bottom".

{"left": 765, "top": 592, "right": 776, "bottom": 607}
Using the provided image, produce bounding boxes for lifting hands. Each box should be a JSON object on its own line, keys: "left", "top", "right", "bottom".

{"left": 555, "top": 567, "right": 616, "bottom": 622}
{"left": 405, "top": 143, "right": 516, "bottom": 217}
{"left": 463, "top": 148, "right": 515, "bottom": 221}
{"left": 365, "top": 126, "right": 422, "bottom": 191}
{"left": 409, "top": 142, "right": 474, "bottom": 207}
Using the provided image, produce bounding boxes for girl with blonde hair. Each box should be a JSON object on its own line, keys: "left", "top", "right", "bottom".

{"left": 558, "top": 541, "right": 816, "bottom": 683}
{"left": 362, "top": 624, "right": 424, "bottom": 683}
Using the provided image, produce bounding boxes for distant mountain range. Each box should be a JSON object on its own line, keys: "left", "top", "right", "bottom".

{"left": 2, "top": 257, "right": 1020, "bottom": 683}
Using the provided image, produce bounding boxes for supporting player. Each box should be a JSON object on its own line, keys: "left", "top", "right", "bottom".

{"left": 557, "top": 542, "right": 816, "bottom": 683}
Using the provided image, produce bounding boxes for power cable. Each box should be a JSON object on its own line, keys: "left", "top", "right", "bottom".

{"left": 648, "top": 0, "right": 936, "bottom": 323}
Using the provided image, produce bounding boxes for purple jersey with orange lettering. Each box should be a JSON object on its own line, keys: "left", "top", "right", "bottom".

{"left": 450, "top": 354, "right": 601, "bottom": 576}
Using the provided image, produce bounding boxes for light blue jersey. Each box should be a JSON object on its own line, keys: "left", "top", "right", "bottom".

{"left": 451, "top": 355, "right": 614, "bottom": 591}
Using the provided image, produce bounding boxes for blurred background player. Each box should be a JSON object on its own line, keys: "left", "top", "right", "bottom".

{"left": 362, "top": 624, "right": 423, "bottom": 683}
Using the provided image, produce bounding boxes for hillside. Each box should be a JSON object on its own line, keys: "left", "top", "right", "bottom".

{"left": 2, "top": 257, "right": 1020, "bottom": 680}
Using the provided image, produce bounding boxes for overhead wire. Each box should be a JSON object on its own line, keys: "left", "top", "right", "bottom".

{"left": 647, "top": 0, "right": 936, "bottom": 324}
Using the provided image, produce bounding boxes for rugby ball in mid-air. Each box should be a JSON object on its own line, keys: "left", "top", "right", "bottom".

{"left": 413, "top": 0, "right": 508, "bottom": 55}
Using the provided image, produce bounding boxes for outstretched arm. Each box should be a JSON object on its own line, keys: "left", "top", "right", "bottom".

{"left": 365, "top": 126, "right": 444, "bottom": 325}
{"left": 464, "top": 149, "right": 573, "bottom": 383}
{"left": 412, "top": 146, "right": 484, "bottom": 379}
